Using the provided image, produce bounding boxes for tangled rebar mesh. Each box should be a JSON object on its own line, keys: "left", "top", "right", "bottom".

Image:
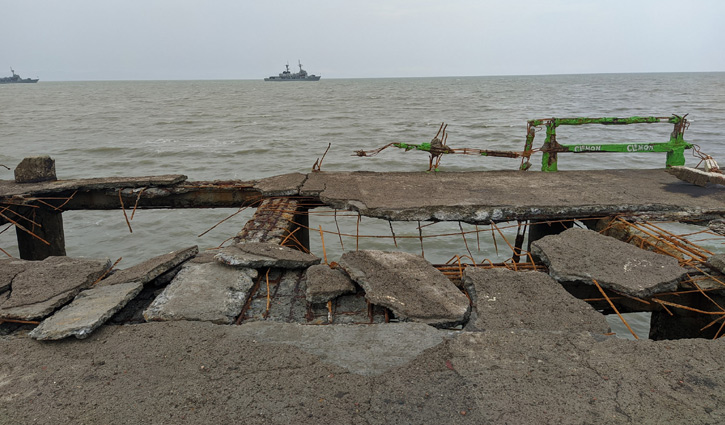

{"left": 205, "top": 200, "right": 725, "bottom": 339}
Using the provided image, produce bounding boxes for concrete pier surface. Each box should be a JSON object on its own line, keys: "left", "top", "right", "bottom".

{"left": 1, "top": 321, "right": 724, "bottom": 424}
{"left": 3, "top": 169, "right": 725, "bottom": 223}
{"left": 3, "top": 165, "right": 725, "bottom": 423}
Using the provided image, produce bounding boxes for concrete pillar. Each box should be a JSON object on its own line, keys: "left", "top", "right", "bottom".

{"left": 13, "top": 156, "right": 66, "bottom": 260}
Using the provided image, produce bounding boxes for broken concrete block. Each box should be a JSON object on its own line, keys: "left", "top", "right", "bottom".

{"left": 0, "top": 258, "right": 28, "bottom": 293}
{"left": 144, "top": 262, "right": 258, "bottom": 324}
{"left": 706, "top": 254, "right": 725, "bottom": 275}
{"left": 0, "top": 257, "right": 111, "bottom": 320}
{"left": 29, "top": 281, "right": 143, "bottom": 340}
{"left": 463, "top": 268, "right": 610, "bottom": 333}
{"left": 338, "top": 250, "right": 470, "bottom": 327}
{"left": 97, "top": 246, "right": 198, "bottom": 287}
{"left": 215, "top": 242, "right": 320, "bottom": 269}
{"left": 253, "top": 173, "right": 307, "bottom": 196}
{"left": 531, "top": 228, "right": 687, "bottom": 298}
{"left": 668, "top": 166, "right": 725, "bottom": 187}
{"left": 14, "top": 156, "right": 57, "bottom": 183}
{"left": 304, "top": 264, "right": 356, "bottom": 303}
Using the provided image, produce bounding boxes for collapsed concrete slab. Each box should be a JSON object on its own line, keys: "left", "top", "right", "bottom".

{"left": 304, "top": 264, "right": 356, "bottom": 303}
{"left": 144, "top": 262, "right": 258, "bottom": 324}
{"left": 338, "top": 250, "right": 470, "bottom": 327}
{"left": 0, "top": 256, "right": 111, "bottom": 320}
{"left": 463, "top": 268, "right": 610, "bottom": 333}
{"left": 531, "top": 228, "right": 687, "bottom": 298}
{"left": 215, "top": 242, "right": 320, "bottom": 269}
{"left": 97, "top": 246, "right": 198, "bottom": 287}
{"left": 29, "top": 281, "right": 143, "bottom": 340}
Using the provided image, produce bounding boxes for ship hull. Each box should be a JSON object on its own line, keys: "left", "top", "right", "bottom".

{"left": 0, "top": 79, "right": 38, "bottom": 84}
{"left": 264, "top": 76, "right": 321, "bottom": 81}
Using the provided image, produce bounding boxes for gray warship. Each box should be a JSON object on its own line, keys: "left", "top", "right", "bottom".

{"left": 0, "top": 68, "right": 39, "bottom": 84}
{"left": 264, "top": 61, "right": 320, "bottom": 81}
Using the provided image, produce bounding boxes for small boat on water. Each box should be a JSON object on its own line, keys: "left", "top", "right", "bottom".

{"left": 0, "top": 68, "right": 39, "bottom": 84}
{"left": 264, "top": 61, "right": 320, "bottom": 81}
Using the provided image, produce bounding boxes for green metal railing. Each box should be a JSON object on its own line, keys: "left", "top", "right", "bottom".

{"left": 521, "top": 115, "right": 692, "bottom": 172}
{"left": 355, "top": 115, "right": 694, "bottom": 172}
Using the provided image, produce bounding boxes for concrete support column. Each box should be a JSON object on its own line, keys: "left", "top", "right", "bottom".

{"left": 13, "top": 156, "right": 66, "bottom": 260}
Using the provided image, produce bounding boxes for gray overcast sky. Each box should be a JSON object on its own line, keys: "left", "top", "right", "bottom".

{"left": 2, "top": 0, "right": 724, "bottom": 81}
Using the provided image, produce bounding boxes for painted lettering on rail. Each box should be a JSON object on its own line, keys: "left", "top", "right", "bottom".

{"left": 626, "top": 144, "right": 655, "bottom": 152}
{"left": 573, "top": 145, "right": 602, "bottom": 152}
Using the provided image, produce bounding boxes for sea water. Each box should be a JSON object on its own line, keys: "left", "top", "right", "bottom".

{"left": 2, "top": 73, "right": 724, "bottom": 337}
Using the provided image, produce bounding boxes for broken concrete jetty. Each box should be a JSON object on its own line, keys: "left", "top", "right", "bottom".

{"left": 3, "top": 156, "right": 725, "bottom": 423}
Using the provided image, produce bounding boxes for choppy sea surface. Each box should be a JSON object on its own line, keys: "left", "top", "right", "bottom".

{"left": 2, "top": 73, "right": 724, "bottom": 337}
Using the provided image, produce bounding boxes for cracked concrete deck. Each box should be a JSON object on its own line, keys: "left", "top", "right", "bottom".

{"left": 3, "top": 169, "right": 725, "bottom": 224}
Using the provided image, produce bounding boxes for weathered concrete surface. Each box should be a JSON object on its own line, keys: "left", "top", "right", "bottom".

{"left": 304, "top": 264, "right": 356, "bottom": 303}
{"left": 706, "top": 254, "right": 725, "bottom": 275}
{"left": 0, "top": 257, "right": 111, "bottom": 320}
{"left": 144, "top": 262, "right": 258, "bottom": 324}
{"left": 338, "top": 250, "right": 470, "bottom": 327}
{"left": 668, "top": 166, "right": 725, "bottom": 187}
{"left": 1, "top": 321, "right": 724, "bottom": 424}
{"left": 14, "top": 156, "right": 56, "bottom": 183}
{"left": 0, "top": 258, "right": 28, "bottom": 293}
{"left": 531, "top": 228, "right": 688, "bottom": 298}
{"left": 0, "top": 174, "right": 188, "bottom": 198}
{"left": 299, "top": 170, "right": 725, "bottom": 223}
{"left": 463, "top": 268, "right": 610, "bottom": 333}
{"left": 28, "top": 281, "right": 143, "bottom": 340}
{"left": 97, "top": 246, "right": 198, "bottom": 287}
{"left": 216, "top": 242, "right": 320, "bottom": 269}
{"left": 253, "top": 172, "right": 307, "bottom": 196}
{"left": 239, "top": 321, "right": 451, "bottom": 376}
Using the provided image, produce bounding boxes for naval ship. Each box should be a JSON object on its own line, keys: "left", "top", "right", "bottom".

{"left": 264, "top": 61, "right": 320, "bottom": 81}
{"left": 0, "top": 68, "right": 39, "bottom": 84}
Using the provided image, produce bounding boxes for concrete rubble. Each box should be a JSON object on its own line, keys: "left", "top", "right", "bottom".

{"left": 463, "top": 267, "right": 610, "bottom": 333}
{"left": 97, "top": 246, "right": 199, "bottom": 287}
{"left": 144, "top": 260, "right": 258, "bottom": 324}
{"left": 215, "top": 241, "right": 320, "bottom": 269}
{"left": 304, "top": 264, "right": 356, "bottom": 303}
{"left": 24, "top": 247, "right": 201, "bottom": 340}
{"left": 0, "top": 256, "right": 111, "bottom": 320}
{"left": 29, "top": 281, "right": 143, "bottom": 340}
{"left": 338, "top": 250, "right": 470, "bottom": 327}
{"left": 531, "top": 228, "right": 688, "bottom": 298}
